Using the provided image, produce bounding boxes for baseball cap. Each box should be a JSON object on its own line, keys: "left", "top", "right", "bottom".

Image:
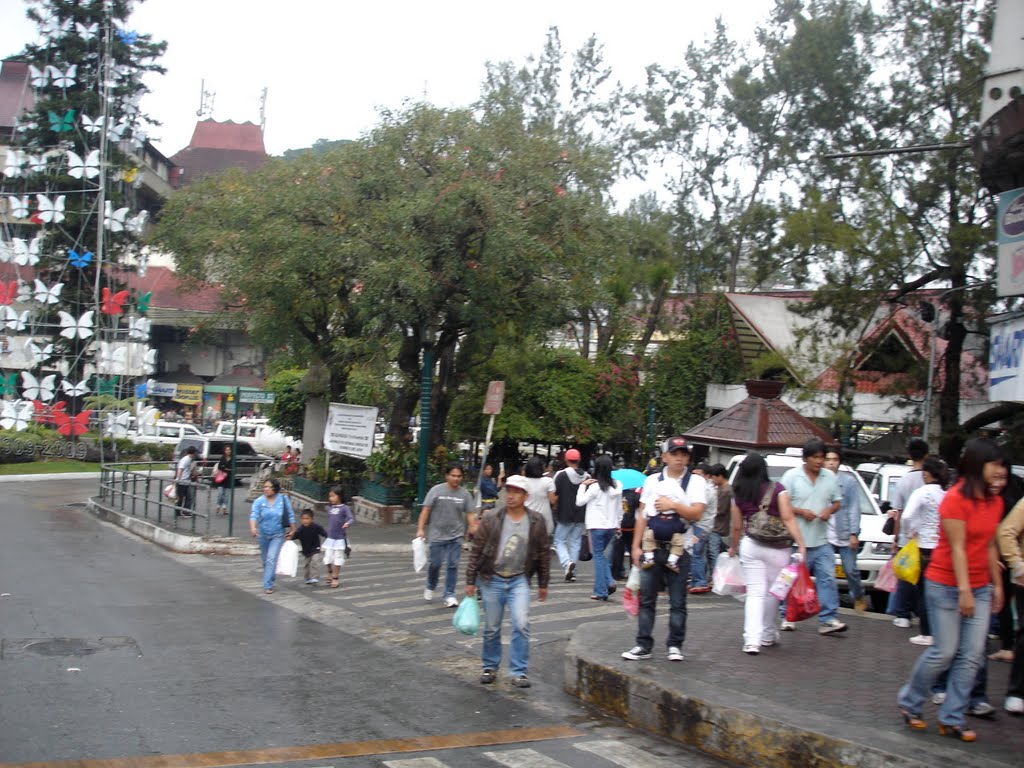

{"left": 564, "top": 448, "right": 581, "bottom": 462}
{"left": 661, "top": 436, "right": 690, "bottom": 453}
{"left": 504, "top": 475, "right": 529, "bottom": 492}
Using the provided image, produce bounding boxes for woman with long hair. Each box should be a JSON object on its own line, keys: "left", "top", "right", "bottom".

{"left": 522, "top": 455, "right": 556, "bottom": 535}
{"left": 899, "top": 456, "right": 949, "bottom": 646}
{"left": 897, "top": 438, "right": 1007, "bottom": 742}
{"left": 577, "top": 455, "right": 623, "bottom": 601}
{"left": 212, "top": 445, "right": 234, "bottom": 515}
{"left": 728, "top": 452, "right": 806, "bottom": 655}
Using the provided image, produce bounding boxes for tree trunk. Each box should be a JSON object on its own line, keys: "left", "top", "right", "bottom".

{"left": 937, "top": 291, "right": 966, "bottom": 466}
{"left": 388, "top": 333, "right": 421, "bottom": 441}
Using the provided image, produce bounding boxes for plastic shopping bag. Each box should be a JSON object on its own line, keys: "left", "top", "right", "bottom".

{"left": 452, "top": 594, "right": 480, "bottom": 635}
{"left": 785, "top": 563, "right": 820, "bottom": 622}
{"left": 412, "top": 537, "right": 427, "bottom": 572}
{"left": 875, "top": 558, "right": 898, "bottom": 592}
{"left": 275, "top": 539, "right": 299, "bottom": 577}
{"left": 163, "top": 483, "right": 177, "bottom": 501}
{"left": 625, "top": 565, "right": 641, "bottom": 591}
{"left": 712, "top": 553, "right": 746, "bottom": 596}
{"left": 622, "top": 587, "right": 639, "bottom": 616}
{"left": 893, "top": 538, "right": 921, "bottom": 584}
{"left": 768, "top": 561, "right": 800, "bottom": 601}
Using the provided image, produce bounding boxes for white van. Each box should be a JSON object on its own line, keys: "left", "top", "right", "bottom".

{"left": 132, "top": 421, "right": 204, "bottom": 445}
{"left": 207, "top": 420, "right": 300, "bottom": 456}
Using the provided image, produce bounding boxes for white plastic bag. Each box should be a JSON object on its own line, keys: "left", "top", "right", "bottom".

{"left": 625, "top": 565, "right": 641, "bottom": 591}
{"left": 163, "top": 483, "right": 177, "bottom": 501}
{"left": 412, "top": 537, "right": 427, "bottom": 573}
{"left": 275, "top": 539, "right": 299, "bottom": 577}
{"left": 712, "top": 553, "right": 746, "bottom": 596}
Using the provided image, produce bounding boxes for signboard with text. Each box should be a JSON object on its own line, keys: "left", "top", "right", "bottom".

{"left": 482, "top": 381, "right": 505, "bottom": 415}
{"left": 989, "top": 314, "right": 1024, "bottom": 403}
{"left": 997, "top": 187, "right": 1024, "bottom": 297}
{"left": 238, "top": 388, "right": 275, "bottom": 404}
{"left": 324, "top": 403, "right": 379, "bottom": 458}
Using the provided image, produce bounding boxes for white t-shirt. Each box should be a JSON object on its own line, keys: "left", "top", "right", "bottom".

{"left": 522, "top": 475, "right": 556, "bottom": 534}
{"left": 576, "top": 480, "right": 624, "bottom": 530}
{"left": 639, "top": 470, "right": 708, "bottom": 517}
{"left": 900, "top": 484, "right": 946, "bottom": 549}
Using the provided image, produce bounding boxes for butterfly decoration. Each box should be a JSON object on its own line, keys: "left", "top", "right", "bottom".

{"left": 117, "top": 29, "right": 138, "bottom": 45}
{"left": 0, "top": 242, "right": 9, "bottom": 264}
{"left": 75, "top": 22, "right": 98, "bottom": 38}
{"left": 6, "top": 195, "right": 30, "bottom": 218}
{"left": 80, "top": 114, "right": 103, "bottom": 134}
{"left": 107, "top": 121, "right": 128, "bottom": 143}
{"left": 104, "top": 201, "right": 129, "bottom": 232}
{"left": 39, "top": 16, "right": 71, "bottom": 38}
{"left": 26, "top": 154, "right": 47, "bottom": 174}
{"left": 93, "top": 376, "right": 116, "bottom": 396}
{"left": 14, "top": 118, "right": 37, "bottom": 134}
{"left": 3, "top": 149, "right": 25, "bottom": 178}
{"left": 48, "top": 109, "right": 76, "bottom": 133}
{"left": 15, "top": 281, "right": 31, "bottom": 304}
{"left": 68, "top": 249, "right": 93, "bottom": 268}
{"left": 32, "top": 399, "right": 66, "bottom": 426}
{"left": 136, "top": 253, "right": 149, "bottom": 278}
{"left": 0, "top": 372, "right": 18, "bottom": 396}
{"left": 55, "top": 409, "right": 92, "bottom": 437}
{"left": 101, "top": 288, "right": 129, "bottom": 315}
{"left": 142, "top": 348, "right": 158, "bottom": 375}
{"left": 105, "top": 410, "right": 132, "bottom": 437}
{"left": 48, "top": 64, "right": 77, "bottom": 89}
{"left": 123, "top": 96, "right": 142, "bottom": 119}
{"left": 126, "top": 210, "right": 148, "bottom": 235}
{"left": 35, "top": 194, "right": 66, "bottom": 223}
{"left": 33, "top": 279, "right": 63, "bottom": 305}
{"left": 128, "top": 317, "right": 151, "bottom": 340}
{"left": 96, "top": 343, "right": 127, "bottom": 375}
{"left": 129, "top": 129, "right": 148, "bottom": 150}
{"left": 28, "top": 64, "right": 49, "bottom": 88}
{"left": 12, "top": 237, "right": 41, "bottom": 266}
{"left": 136, "top": 291, "right": 152, "bottom": 313}
{"left": 1, "top": 400, "right": 34, "bottom": 432}
{"left": 60, "top": 378, "right": 90, "bottom": 397}
{"left": 0, "top": 282, "right": 17, "bottom": 305}
{"left": 120, "top": 167, "right": 139, "bottom": 183}
{"left": 3, "top": 307, "right": 30, "bottom": 331}
{"left": 21, "top": 372, "right": 56, "bottom": 402}
{"left": 25, "top": 339, "right": 53, "bottom": 365}
{"left": 58, "top": 310, "right": 94, "bottom": 339}
{"left": 67, "top": 149, "right": 100, "bottom": 180}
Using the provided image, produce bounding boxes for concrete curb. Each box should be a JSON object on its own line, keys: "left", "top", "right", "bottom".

{"left": 0, "top": 472, "right": 102, "bottom": 482}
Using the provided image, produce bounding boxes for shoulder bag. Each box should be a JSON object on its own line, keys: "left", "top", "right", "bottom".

{"left": 746, "top": 484, "right": 793, "bottom": 547}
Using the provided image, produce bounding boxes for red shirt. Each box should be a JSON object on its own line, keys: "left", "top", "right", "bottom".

{"left": 925, "top": 481, "right": 1002, "bottom": 589}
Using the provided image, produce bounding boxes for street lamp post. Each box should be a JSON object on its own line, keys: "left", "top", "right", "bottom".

{"left": 416, "top": 327, "right": 436, "bottom": 507}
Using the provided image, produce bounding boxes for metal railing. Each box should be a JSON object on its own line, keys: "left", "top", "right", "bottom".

{"left": 97, "top": 462, "right": 217, "bottom": 535}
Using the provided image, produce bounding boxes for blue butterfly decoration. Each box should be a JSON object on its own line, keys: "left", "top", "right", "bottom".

{"left": 68, "top": 249, "right": 93, "bottom": 268}
{"left": 117, "top": 29, "right": 138, "bottom": 45}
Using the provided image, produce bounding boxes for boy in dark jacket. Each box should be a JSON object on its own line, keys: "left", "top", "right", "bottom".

{"left": 292, "top": 509, "right": 327, "bottom": 585}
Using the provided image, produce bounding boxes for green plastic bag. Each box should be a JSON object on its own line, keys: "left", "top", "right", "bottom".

{"left": 452, "top": 595, "right": 480, "bottom": 636}
{"left": 893, "top": 538, "right": 921, "bottom": 584}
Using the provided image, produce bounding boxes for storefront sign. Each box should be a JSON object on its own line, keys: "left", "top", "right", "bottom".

{"left": 150, "top": 382, "right": 177, "bottom": 398}
{"left": 989, "top": 314, "right": 1024, "bottom": 403}
{"left": 238, "top": 388, "right": 275, "bottom": 404}
{"left": 173, "top": 384, "right": 204, "bottom": 405}
{"left": 997, "top": 187, "right": 1024, "bottom": 297}
{"left": 323, "top": 403, "right": 378, "bottom": 458}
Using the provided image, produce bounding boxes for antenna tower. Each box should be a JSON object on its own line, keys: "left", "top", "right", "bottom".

{"left": 196, "top": 79, "right": 216, "bottom": 118}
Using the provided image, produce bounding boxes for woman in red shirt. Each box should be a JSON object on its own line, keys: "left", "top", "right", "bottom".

{"left": 897, "top": 439, "right": 1007, "bottom": 742}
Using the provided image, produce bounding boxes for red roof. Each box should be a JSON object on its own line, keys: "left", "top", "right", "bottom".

{"left": 187, "top": 120, "right": 266, "bottom": 153}
{"left": 0, "top": 60, "right": 35, "bottom": 132}
{"left": 169, "top": 120, "right": 269, "bottom": 188}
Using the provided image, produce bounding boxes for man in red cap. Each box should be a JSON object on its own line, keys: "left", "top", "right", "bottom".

{"left": 553, "top": 448, "right": 589, "bottom": 582}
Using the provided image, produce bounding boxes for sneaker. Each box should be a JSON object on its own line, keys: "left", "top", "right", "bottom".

{"left": 564, "top": 563, "right": 576, "bottom": 583}
{"left": 743, "top": 644, "right": 760, "bottom": 655}
{"left": 688, "top": 585, "right": 711, "bottom": 594}
{"left": 423, "top": 588, "right": 434, "bottom": 602}
{"left": 932, "top": 692, "right": 947, "bottom": 705}
{"left": 909, "top": 634, "right": 933, "bottom": 646}
{"left": 621, "top": 645, "right": 652, "bottom": 661}
{"left": 512, "top": 676, "right": 531, "bottom": 688}
{"left": 479, "top": 668, "right": 496, "bottom": 684}
{"left": 667, "top": 646, "right": 684, "bottom": 662}
{"left": 780, "top": 620, "right": 797, "bottom": 632}
{"left": 1005, "top": 696, "right": 1024, "bottom": 714}
{"left": 444, "top": 596, "right": 459, "bottom": 608}
{"left": 854, "top": 596, "right": 867, "bottom": 614}
{"left": 967, "top": 702, "right": 996, "bottom": 718}
{"left": 893, "top": 617, "right": 911, "bottom": 629}
{"left": 819, "top": 619, "right": 848, "bottom": 635}
{"left": 305, "top": 578, "right": 318, "bottom": 585}
{"left": 607, "top": 584, "right": 617, "bottom": 596}
{"left": 760, "top": 631, "right": 779, "bottom": 647}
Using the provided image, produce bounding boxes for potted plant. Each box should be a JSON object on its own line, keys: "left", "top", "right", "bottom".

{"left": 361, "top": 441, "right": 417, "bottom": 505}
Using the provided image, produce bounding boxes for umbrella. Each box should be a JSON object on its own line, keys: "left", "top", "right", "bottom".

{"left": 612, "top": 468, "right": 647, "bottom": 490}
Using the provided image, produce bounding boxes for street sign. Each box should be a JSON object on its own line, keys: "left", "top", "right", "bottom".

{"left": 238, "top": 388, "right": 275, "bottom": 404}
{"left": 324, "top": 403, "right": 379, "bottom": 458}
{"left": 482, "top": 380, "right": 505, "bottom": 415}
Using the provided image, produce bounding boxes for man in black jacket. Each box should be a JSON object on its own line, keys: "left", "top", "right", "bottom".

{"left": 553, "top": 448, "right": 589, "bottom": 582}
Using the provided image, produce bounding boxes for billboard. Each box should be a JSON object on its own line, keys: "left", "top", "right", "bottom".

{"left": 997, "top": 187, "right": 1024, "bottom": 297}
{"left": 989, "top": 314, "right": 1024, "bottom": 403}
{"left": 323, "top": 403, "right": 379, "bottom": 458}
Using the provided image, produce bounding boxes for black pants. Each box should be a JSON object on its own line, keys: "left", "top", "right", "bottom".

{"left": 611, "top": 529, "right": 634, "bottom": 580}
{"left": 1008, "top": 584, "right": 1024, "bottom": 699}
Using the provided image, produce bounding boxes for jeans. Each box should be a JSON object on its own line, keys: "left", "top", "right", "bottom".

{"left": 833, "top": 543, "right": 864, "bottom": 600}
{"left": 897, "top": 580, "right": 992, "bottom": 727}
{"left": 636, "top": 549, "right": 689, "bottom": 651}
{"left": 740, "top": 536, "right": 791, "bottom": 647}
{"left": 804, "top": 544, "right": 840, "bottom": 623}
{"left": 479, "top": 574, "right": 531, "bottom": 676}
{"left": 554, "top": 522, "right": 585, "bottom": 569}
{"left": 690, "top": 525, "right": 709, "bottom": 587}
{"left": 216, "top": 485, "right": 230, "bottom": 508}
{"left": 176, "top": 483, "right": 195, "bottom": 515}
{"left": 257, "top": 531, "right": 285, "bottom": 590}
{"left": 1008, "top": 585, "right": 1024, "bottom": 698}
{"left": 426, "top": 538, "right": 463, "bottom": 599}
{"left": 892, "top": 576, "right": 918, "bottom": 620}
{"left": 589, "top": 528, "right": 616, "bottom": 598}
{"left": 706, "top": 531, "right": 726, "bottom": 573}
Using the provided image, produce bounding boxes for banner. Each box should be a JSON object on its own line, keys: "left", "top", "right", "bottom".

{"left": 997, "top": 187, "right": 1024, "bottom": 297}
{"left": 149, "top": 381, "right": 177, "bottom": 398}
{"left": 173, "top": 384, "right": 204, "bottom": 405}
{"left": 324, "top": 403, "right": 379, "bottom": 458}
{"left": 990, "top": 314, "right": 1024, "bottom": 403}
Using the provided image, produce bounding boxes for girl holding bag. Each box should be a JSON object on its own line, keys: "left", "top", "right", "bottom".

{"left": 898, "top": 457, "right": 948, "bottom": 646}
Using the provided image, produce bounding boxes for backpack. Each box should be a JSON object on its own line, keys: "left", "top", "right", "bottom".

{"left": 647, "top": 470, "right": 694, "bottom": 543}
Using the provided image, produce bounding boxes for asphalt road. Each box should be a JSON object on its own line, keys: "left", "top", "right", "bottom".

{"left": 0, "top": 480, "right": 733, "bottom": 768}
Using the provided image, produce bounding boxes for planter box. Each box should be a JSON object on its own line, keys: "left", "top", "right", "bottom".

{"left": 293, "top": 476, "right": 332, "bottom": 501}
{"left": 359, "top": 478, "right": 413, "bottom": 506}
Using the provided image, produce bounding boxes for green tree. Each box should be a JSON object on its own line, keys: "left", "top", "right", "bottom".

{"left": 264, "top": 368, "right": 306, "bottom": 438}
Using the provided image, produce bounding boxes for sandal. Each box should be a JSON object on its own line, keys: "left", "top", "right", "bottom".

{"left": 899, "top": 709, "right": 926, "bottom": 730}
{"left": 331, "top": 579, "right": 340, "bottom": 588}
{"left": 938, "top": 724, "right": 977, "bottom": 742}
{"left": 987, "top": 649, "right": 1014, "bottom": 663}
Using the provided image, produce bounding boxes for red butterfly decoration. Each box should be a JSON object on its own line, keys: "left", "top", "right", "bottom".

{"left": 0, "top": 281, "right": 17, "bottom": 306}
{"left": 55, "top": 409, "right": 92, "bottom": 437}
{"left": 101, "top": 287, "right": 130, "bottom": 315}
{"left": 32, "top": 399, "right": 67, "bottom": 425}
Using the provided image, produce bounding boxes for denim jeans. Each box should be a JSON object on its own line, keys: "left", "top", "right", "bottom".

{"left": 636, "top": 549, "right": 690, "bottom": 651}
{"left": 589, "top": 528, "right": 616, "bottom": 598}
{"left": 833, "top": 544, "right": 864, "bottom": 600}
{"left": 554, "top": 522, "right": 585, "bottom": 569}
{"left": 690, "top": 525, "right": 709, "bottom": 587}
{"left": 740, "top": 536, "right": 791, "bottom": 647}
{"left": 706, "top": 531, "right": 726, "bottom": 574}
{"left": 804, "top": 544, "right": 840, "bottom": 623}
{"left": 1008, "top": 585, "right": 1024, "bottom": 698}
{"left": 216, "top": 485, "right": 230, "bottom": 508}
{"left": 257, "top": 531, "right": 285, "bottom": 590}
{"left": 426, "top": 538, "right": 463, "bottom": 600}
{"left": 897, "top": 580, "right": 992, "bottom": 727}
{"left": 479, "top": 574, "right": 531, "bottom": 676}
{"left": 891, "top": 576, "right": 918, "bottom": 620}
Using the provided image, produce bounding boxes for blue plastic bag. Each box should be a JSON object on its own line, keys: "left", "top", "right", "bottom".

{"left": 452, "top": 595, "right": 480, "bottom": 636}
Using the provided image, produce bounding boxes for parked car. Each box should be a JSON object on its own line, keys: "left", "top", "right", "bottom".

{"left": 206, "top": 420, "right": 300, "bottom": 457}
{"left": 132, "top": 421, "right": 204, "bottom": 446}
{"left": 171, "top": 436, "right": 274, "bottom": 483}
{"left": 855, "top": 461, "right": 912, "bottom": 510}
{"left": 726, "top": 449, "right": 894, "bottom": 602}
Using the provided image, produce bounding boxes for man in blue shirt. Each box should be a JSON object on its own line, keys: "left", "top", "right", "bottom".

{"left": 825, "top": 448, "right": 865, "bottom": 614}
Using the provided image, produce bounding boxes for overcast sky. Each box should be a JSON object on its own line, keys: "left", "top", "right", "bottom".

{"left": 1, "top": 0, "right": 770, "bottom": 180}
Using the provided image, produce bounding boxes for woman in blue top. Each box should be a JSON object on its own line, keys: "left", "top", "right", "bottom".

{"left": 249, "top": 478, "right": 296, "bottom": 594}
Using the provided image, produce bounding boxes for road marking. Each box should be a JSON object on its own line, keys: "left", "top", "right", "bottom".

{"left": 575, "top": 740, "right": 677, "bottom": 768}
{"left": 0, "top": 726, "right": 582, "bottom": 768}
{"left": 383, "top": 759, "right": 448, "bottom": 768}
{"left": 485, "top": 747, "right": 572, "bottom": 768}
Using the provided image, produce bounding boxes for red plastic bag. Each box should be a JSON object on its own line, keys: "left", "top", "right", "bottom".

{"left": 785, "top": 563, "right": 820, "bottom": 623}
{"left": 875, "top": 559, "right": 898, "bottom": 592}
{"left": 622, "top": 587, "right": 639, "bottom": 616}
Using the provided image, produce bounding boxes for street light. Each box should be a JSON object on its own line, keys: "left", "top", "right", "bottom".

{"left": 416, "top": 325, "right": 436, "bottom": 507}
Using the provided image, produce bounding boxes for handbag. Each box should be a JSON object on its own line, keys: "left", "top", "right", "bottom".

{"left": 275, "top": 539, "right": 299, "bottom": 577}
{"left": 452, "top": 595, "right": 480, "bottom": 635}
{"left": 746, "top": 484, "right": 792, "bottom": 546}
{"left": 875, "top": 558, "right": 898, "bottom": 592}
{"left": 213, "top": 468, "right": 228, "bottom": 484}
{"left": 893, "top": 538, "right": 921, "bottom": 584}
{"left": 280, "top": 495, "right": 294, "bottom": 530}
{"left": 578, "top": 533, "right": 593, "bottom": 562}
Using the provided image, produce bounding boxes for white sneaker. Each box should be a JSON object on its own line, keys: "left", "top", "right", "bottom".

{"left": 780, "top": 620, "right": 796, "bottom": 632}
{"left": 423, "top": 588, "right": 434, "bottom": 602}
{"left": 1005, "top": 695, "right": 1024, "bottom": 714}
{"left": 743, "top": 644, "right": 760, "bottom": 655}
{"left": 818, "top": 619, "right": 848, "bottom": 635}
{"left": 667, "top": 646, "right": 684, "bottom": 661}
{"left": 305, "top": 578, "right": 318, "bottom": 585}
{"left": 444, "top": 596, "right": 459, "bottom": 608}
{"left": 893, "top": 617, "right": 911, "bottom": 628}
{"left": 932, "top": 692, "right": 946, "bottom": 705}
{"left": 909, "top": 634, "right": 933, "bottom": 646}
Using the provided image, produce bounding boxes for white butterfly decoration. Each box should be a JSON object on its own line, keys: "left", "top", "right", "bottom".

{"left": 26, "top": 154, "right": 47, "bottom": 174}
{"left": 126, "top": 210, "right": 148, "bottom": 235}
{"left": 60, "top": 378, "right": 90, "bottom": 397}
{"left": 97, "top": 342, "right": 128, "bottom": 374}
{"left": 39, "top": 16, "right": 72, "bottom": 39}
{"left": 80, "top": 114, "right": 103, "bottom": 134}
{"left": 4, "top": 307, "right": 30, "bottom": 331}
{"left": 15, "top": 281, "right": 32, "bottom": 304}
{"left": 105, "top": 411, "right": 132, "bottom": 437}
{"left": 128, "top": 317, "right": 151, "bottom": 340}
{"left": 28, "top": 64, "right": 48, "bottom": 88}
{"left": 25, "top": 339, "right": 53, "bottom": 365}
{"left": 58, "top": 310, "right": 95, "bottom": 340}
{"left": 36, "top": 194, "right": 66, "bottom": 224}
{"left": 0, "top": 241, "right": 10, "bottom": 263}
{"left": 12, "top": 237, "right": 41, "bottom": 267}
{"left": 123, "top": 96, "right": 142, "bottom": 119}
{"left": 21, "top": 372, "right": 56, "bottom": 402}
{"left": 3, "top": 149, "right": 24, "bottom": 178}
{"left": 136, "top": 251, "right": 149, "bottom": 278}
{"left": 104, "top": 201, "right": 130, "bottom": 232}
{"left": 15, "top": 118, "right": 38, "bottom": 135}
{"left": 67, "top": 149, "right": 100, "bottom": 180}
{"left": 142, "top": 348, "right": 158, "bottom": 374}
{"left": 1, "top": 400, "right": 33, "bottom": 432}
{"left": 129, "top": 128, "right": 148, "bottom": 150}
{"left": 75, "top": 22, "right": 98, "bottom": 38}
{"left": 33, "top": 279, "right": 63, "bottom": 305}
{"left": 6, "top": 195, "right": 30, "bottom": 218}
{"left": 107, "top": 121, "right": 128, "bottom": 143}
{"left": 48, "top": 64, "right": 77, "bottom": 89}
